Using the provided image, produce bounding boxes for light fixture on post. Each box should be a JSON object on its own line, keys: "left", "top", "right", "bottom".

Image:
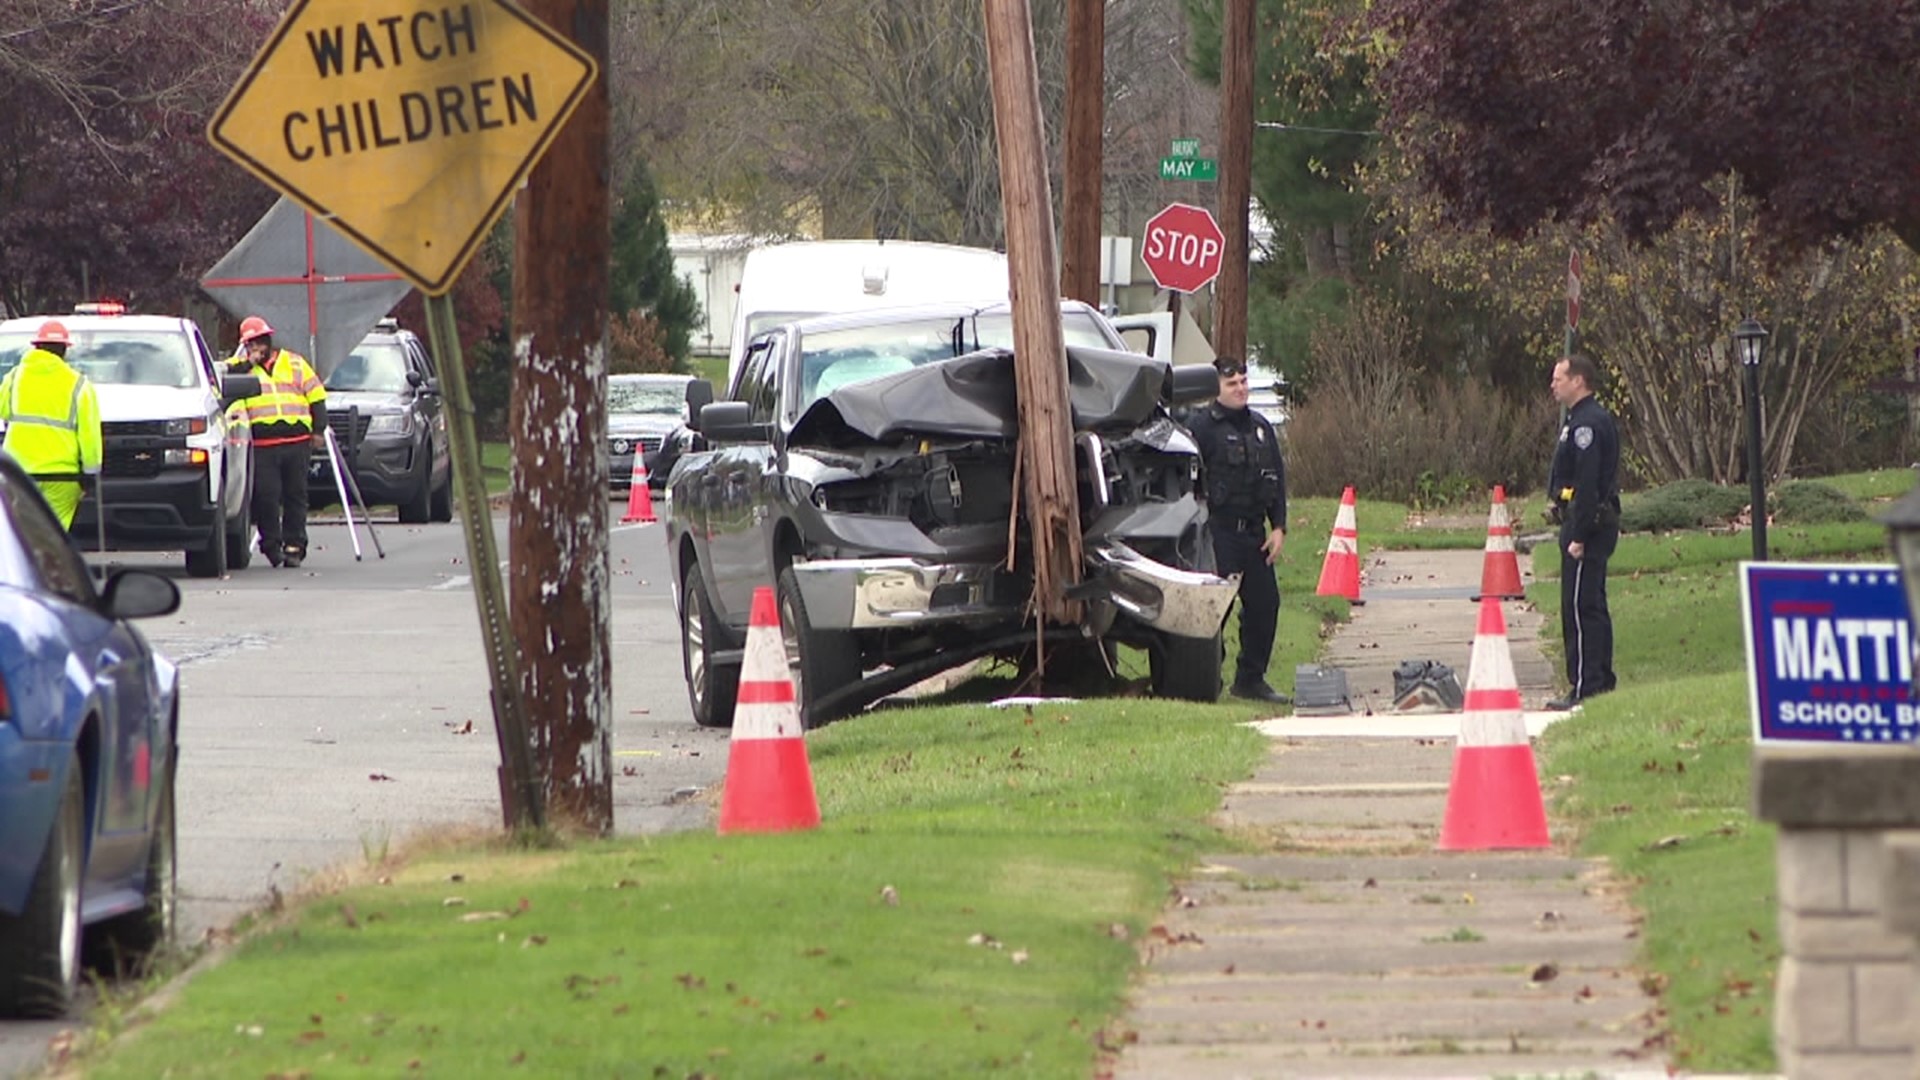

{"left": 1880, "top": 484, "right": 1920, "bottom": 698}
{"left": 1734, "top": 318, "right": 1769, "bottom": 562}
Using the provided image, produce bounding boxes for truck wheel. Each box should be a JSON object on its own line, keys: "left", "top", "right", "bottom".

{"left": 398, "top": 449, "right": 432, "bottom": 524}
{"left": 681, "top": 560, "right": 738, "bottom": 728}
{"left": 93, "top": 747, "right": 175, "bottom": 972}
{"left": 224, "top": 491, "right": 253, "bottom": 571}
{"left": 185, "top": 499, "right": 228, "bottom": 578}
{"left": 777, "top": 567, "right": 862, "bottom": 727}
{"left": 428, "top": 466, "right": 452, "bottom": 522}
{"left": 1152, "top": 631, "right": 1224, "bottom": 702}
{"left": 0, "top": 756, "right": 83, "bottom": 1018}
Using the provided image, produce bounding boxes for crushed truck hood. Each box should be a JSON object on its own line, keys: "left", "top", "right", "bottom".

{"left": 789, "top": 345, "right": 1174, "bottom": 448}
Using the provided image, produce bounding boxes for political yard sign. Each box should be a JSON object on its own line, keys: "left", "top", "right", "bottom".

{"left": 1740, "top": 563, "right": 1918, "bottom": 745}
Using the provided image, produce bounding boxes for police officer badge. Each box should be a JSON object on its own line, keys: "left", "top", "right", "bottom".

{"left": 1574, "top": 426, "right": 1594, "bottom": 450}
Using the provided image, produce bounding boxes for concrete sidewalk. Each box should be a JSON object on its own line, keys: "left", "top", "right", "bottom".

{"left": 1106, "top": 548, "right": 1689, "bottom": 1080}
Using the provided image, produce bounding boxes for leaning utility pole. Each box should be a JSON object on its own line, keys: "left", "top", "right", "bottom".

{"left": 511, "top": 0, "right": 614, "bottom": 832}
{"left": 982, "top": 0, "right": 1083, "bottom": 641}
{"left": 1060, "top": 0, "right": 1105, "bottom": 306}
{"left": 1215, "top": 0, "right": 1255, "bottom": 360}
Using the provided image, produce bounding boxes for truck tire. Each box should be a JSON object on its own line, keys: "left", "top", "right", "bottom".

{"left": 0, "top": 757, "right": 83, "bottom": 1018}
{"left": 398, "top": 446, "right": 432, "bottom": 524}
{"left": 184, "top": 499, "right": 228, "bottom": 578}
{"left": 680, "top": 560, "right": 738, "bottom": 728}
{"left": 1152, "top": 631, "right": 1224, "bottom": 702}
{"left": 224, "top": 489, "right": 253, "bottom": 571}
{"left": 778, "top": 567, "right": 862, "bottom": 727}
{"left": 428, "top": 465, "right": 452, "bottom": 522}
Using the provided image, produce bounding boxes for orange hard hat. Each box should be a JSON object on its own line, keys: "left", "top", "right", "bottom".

{"left": 31, "top": 320, "right": 71, "bottom": 347}
{"left": 238, "top": 315, "right": 275, "bottom": 344}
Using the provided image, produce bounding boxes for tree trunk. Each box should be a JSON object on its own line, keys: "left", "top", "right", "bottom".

{"left": 1059, "top": 0, "right": 1103, "bottom": 306}
{"left": 511, "top": 0, "right": 614, "bottom": 834}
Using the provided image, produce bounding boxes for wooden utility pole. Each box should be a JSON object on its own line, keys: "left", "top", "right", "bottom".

{"left": 1060, "top": 0, "right": 1105, "bottom": 306}
{"left": 982, "top": 0, "right": 1083, "bottom": 639}
{"left": 511, "top": 0, "right": 614, "bottom": 833}
{"left": 1215, "top": 0, "right": 1255, "bottom": 360}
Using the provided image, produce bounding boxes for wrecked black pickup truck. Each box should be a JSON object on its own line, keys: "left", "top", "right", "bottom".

{"left": 662, "top": 301, "right": 1238, "bottom": 728}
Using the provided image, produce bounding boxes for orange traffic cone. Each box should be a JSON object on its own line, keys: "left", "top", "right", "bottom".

{"left": 1474, "top": 485, "right": 1526, "bottom": 601}
{"left": 717, "top": 586, "right": 821, "bottom": 835}
{"left": 620, "top": 453, "right": 656, "bottom": 524}
{"left": 1315, "top": 485, "right": 1363, "bottom": 603}
{"left": 1438, "top": 597, "right": 1550, "bottom": 851}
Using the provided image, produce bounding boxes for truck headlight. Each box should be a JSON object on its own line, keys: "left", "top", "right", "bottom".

{"left": 163, "top": 417, "right": 208, "bottom": 436}
{"left": 366, "top": 412, "right": 412, "bottom": 437}
{"left": 164, "top": 448, "right": 210, "bottom": 466}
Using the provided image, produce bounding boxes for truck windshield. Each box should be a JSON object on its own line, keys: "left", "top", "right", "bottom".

{"left": 0, "top": 329, "right": 199, "bottom": 389}
{"left": 328, "top": 343, "right": 411, "bottom": 393}
{"left": 608, "top": 380, "right": 686, "bottom": 415}
{"left": 796, "top": 310, "right": 1119, "bottom": 408}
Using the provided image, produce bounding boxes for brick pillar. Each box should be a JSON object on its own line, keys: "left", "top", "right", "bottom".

{"left": 1754, "top": 749, "right": 1920, "bottom": 1080}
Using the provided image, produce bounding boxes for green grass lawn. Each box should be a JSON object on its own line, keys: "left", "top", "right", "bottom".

{"left": 83, "top": 702, "right": 1269, "bottom": 1079}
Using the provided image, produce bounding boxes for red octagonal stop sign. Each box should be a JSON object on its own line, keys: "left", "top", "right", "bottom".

{"left": 1142, "top": 202, "right": 1225, "bottom": 294}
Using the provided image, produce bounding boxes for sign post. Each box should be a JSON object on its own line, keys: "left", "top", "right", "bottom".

{"left": 208, "top": 0, "right": 600, "bottom": 832}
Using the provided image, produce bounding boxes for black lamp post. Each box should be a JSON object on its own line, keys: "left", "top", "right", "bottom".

{"left": 1879, "top": 483, "right": 1920, "bottom": 697}
{"left": 1734, "top": 318, "right": 1769, "bottom": 561}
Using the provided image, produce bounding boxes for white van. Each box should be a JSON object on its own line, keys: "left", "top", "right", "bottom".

{"left": 726, "top": 240, "right": 1010, "bottom": 393}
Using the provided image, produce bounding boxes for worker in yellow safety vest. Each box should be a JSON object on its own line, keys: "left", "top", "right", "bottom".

{"left": 0, "top": 320, "right": 103, "bottom": 530}
{"left": 228, "top": 315, "right": 327, "bottom": 568}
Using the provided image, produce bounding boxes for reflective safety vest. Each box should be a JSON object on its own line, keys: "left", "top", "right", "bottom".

{"left": 232, "top": 349, "right": 325, "bottom": 441}
{"left": 0, "top": 348, "right": 103, "bottom": 477}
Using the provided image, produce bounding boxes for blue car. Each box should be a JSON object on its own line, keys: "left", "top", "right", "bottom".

{"left": 0, "top": 452, "right": 182, "bottom": 1017}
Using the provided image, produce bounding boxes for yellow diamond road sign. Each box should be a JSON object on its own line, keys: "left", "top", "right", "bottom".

{"left": 208, "top": 0, "right": 596, "bottom": 295}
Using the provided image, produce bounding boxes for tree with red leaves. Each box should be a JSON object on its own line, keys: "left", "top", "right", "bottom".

{"left": 0, "top": 0, "right": 275, "bottom": 314}
{"left": 1370, "top": 0, "right": 1920, "bottom": 256}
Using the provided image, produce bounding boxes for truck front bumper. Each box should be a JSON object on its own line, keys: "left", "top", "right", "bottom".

{"left": 788, "top": 539, "right": 1237, "bottom": 640}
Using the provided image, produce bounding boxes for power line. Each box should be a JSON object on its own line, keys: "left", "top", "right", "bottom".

{"left": 1255, "top": 121, "right": 1380, "bottom": 138}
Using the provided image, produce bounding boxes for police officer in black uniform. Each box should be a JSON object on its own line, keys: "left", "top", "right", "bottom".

{"left": 1545, "top": 354, "right": 1621, "bottom": 709}
{"left": 1187, "top": 356, "right": 1291, "bottom": 704}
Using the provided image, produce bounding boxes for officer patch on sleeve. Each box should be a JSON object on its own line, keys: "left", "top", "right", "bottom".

{"left": 1574, "top": 426, "right": 1594, "bottom": 450}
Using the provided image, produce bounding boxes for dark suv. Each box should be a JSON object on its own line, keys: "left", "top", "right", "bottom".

{"left": 308, "top": 319, "right": 451, "bottom": 523}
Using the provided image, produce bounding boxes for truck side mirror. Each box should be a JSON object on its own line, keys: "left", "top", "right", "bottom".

{"left": 700, "top": 400, "right": 767, "bottom": 443}
{"left": 220, "top": 373, "right": 261, "bottom": 407}
{"left": 684, "top": 379, "right": 715, "bottom": 432}
{"left": 1167, "top": 363, "right": 1218, "bottom": 407}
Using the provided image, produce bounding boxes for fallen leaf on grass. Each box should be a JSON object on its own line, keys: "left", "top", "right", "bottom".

{"left": 443, "top": 897, "right": 467, "bottom": 907}
{"left": 1010, "top": 949, "right": 1029, "bottom": 965}
{"left": 879, "top": 885, "right": 899, "bottom": 906}
{"left": 967, "top": 932, "right": 1004, "bottom": 950}
{"left": 458, "top": 911, "right": 512, "bottom": 923}
{"left": 1643, "top": 835, "right": 1687, "bottom": 851}
{"left": 521, "top": 935, "right": 548, "bottom": 948}
{"left": 1106, "top": 923, "right": 1129, "bottom": 940}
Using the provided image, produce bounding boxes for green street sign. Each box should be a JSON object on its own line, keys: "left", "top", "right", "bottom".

{"left": 1170, "top": 138, "right": 1201, "bottom": 158}
{"left": 1159, "top": 156, "right": 1217, "bottom": 182}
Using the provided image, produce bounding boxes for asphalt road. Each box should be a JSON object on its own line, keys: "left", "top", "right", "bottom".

{"left": 0, "top": 500, "right": 729, "bottom": 1077}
